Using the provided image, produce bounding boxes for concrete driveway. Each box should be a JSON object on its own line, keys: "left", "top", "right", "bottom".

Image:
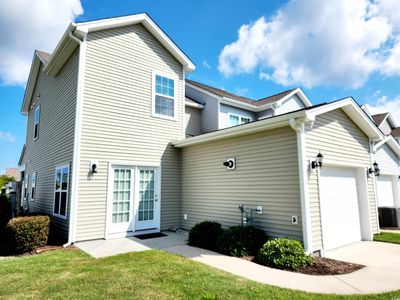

{"left": 325, "top": 241, "right": 400, "bottom": 294}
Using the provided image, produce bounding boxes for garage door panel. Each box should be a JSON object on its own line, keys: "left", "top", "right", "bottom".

{"left": 377, "top": 175, "right": 395, "bottom": 207}
{"left": 320, "top": 167, "right": 361, "bottom": 251}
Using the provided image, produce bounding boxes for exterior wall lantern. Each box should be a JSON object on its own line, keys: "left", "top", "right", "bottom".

{"left": 311, "top": 152, "right": 324, "bottom": 169}
{"left": 368, "top": 162, "right": 380, "bottom": 177}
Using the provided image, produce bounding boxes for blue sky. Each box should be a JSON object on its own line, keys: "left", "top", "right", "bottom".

{"left": 1, "top": 0, "right": 400, "bottom": 173}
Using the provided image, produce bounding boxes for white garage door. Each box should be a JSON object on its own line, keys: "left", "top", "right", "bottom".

{"left": 377, "top": 175, "right": 395, "bottom": 207}
{"left": 320, "top": 167, "right": 362, "bottom": 251}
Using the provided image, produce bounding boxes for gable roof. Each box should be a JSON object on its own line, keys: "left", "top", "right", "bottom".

{"left": 373, "top": 135, "right": 400, "bottom": 157}
{"left": 173, "top": 97, "right": 383, "bottom": 148}
{"left": 21, "top": 13, "right": 196, "bottom": 115}
{"left": 372, "top": 113, "right": 389, "bottom": 127}
{"left": 391, "top": 127, "right": 400, "bottom": 138}
{"left": 186, "top": 79, "right": 295, "bottom": 106}
{"left": 185, "top": 79, "right": 312, "bottom": 112}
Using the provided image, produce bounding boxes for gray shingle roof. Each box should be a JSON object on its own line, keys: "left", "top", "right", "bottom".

{"left": 186, "top": 79, "right": 295, "bottom": 107}
{"left": 372, "top": 113, "right": 388, "bottom": 126}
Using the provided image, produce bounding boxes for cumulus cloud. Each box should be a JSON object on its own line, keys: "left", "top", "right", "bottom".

{"left": 0, "top": 132, "right": 16, "bottom": 143}
{"left": 218, "top": 0, "right": 400, "bottom": 88}
{"left": 0, "top": 0, "right": 83, "bottom": 86}
{"left": 366, "top": 95, "right": 400, "bottom": 124}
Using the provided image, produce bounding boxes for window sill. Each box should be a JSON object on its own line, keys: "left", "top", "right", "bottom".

{"left": 152, "top": 113, "right": 177, "bottom": 122}
{"left": 52, "top": 213, "right": 67, "bottom": 220}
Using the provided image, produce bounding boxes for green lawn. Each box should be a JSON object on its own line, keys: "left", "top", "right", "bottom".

{"left": 0, "top": 249, "right": 399, "bottom": 299}
{"left": 374, "top": 231, "right": 400, "bottom": 244}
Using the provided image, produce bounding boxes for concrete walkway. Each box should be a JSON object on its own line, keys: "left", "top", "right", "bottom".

{"left": 76, "top": 233, "right": 400, "bottom": 295}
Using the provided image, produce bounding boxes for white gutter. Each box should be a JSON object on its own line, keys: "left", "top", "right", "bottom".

{"left": 185, "top": 100, "right": 204, "bottom": 109}
{"left": 173, "top": 110, "right": 307, "bottom": 148}
{"left": 64, "top": 30, "right": 87, "bottom": 247}
{"left": 289, "top": 117, "right": 314, "bottom": 254}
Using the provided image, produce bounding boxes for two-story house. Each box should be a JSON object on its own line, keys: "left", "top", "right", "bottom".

{"left": 19, "top": 13, "right": 385, "bottom": 256}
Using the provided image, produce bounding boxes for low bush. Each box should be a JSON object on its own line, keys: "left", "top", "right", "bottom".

{"left": 257, "top": 238, "right": 313, "bottom": 270}
{"left": 188, "top": 221, "right": 224, "bottom": 251}
{"left": 216, "top": 226, "right": 268, "bottom": 257}
{"left": 6, "top": 215, "right": 51, "bottom": 253}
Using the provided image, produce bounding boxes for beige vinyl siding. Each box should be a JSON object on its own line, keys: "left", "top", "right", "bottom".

{"left": 21, "top": 50, "right": 79, "bottom": 239}
{"left": 185, "top": 106, "right": 202, "bottom": 137}
{"left": 186, "top": 85, "right": 219, "bottom": 133}
{"left": 75, "top": 24, "right": 184, "bottom": 241}
{"left": 305, "top": 109, "right": 379, "bottom": 250}
{"left": 181, "top": 127, "right": 303, "bottom": 240}
{"left": 375, "top": 144, "right": 399, "bottom": 175}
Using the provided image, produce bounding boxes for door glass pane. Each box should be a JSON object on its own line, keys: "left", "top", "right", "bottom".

{"left": 112, "top": 169, "right": 131, "bottom": 223}
{"left": 138, "top": 170, "right": 155, "bottom": 221}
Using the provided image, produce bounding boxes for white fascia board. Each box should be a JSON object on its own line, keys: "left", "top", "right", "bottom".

{"left": 374, "top": 135, "right": 400, "bottom": 157}
{"left": 287, "top": 88, "right": 313, "bottom": 107}
{"left": 75, "top": 14, "right": 195, "bottom": 72}
{"left": 385, "top": 113, "right": 398, "bottom": 129}
{"left": 185, "top": 100, "right": 204, "bottom": 109}
{"left": 307, "top": 98, "right": 383, "bottom": 141}
{"left": 21, "top": 54, "right": 42, "bottom": 115}
{"left": 173, "top": 110, "right": 307, "bottom": 147}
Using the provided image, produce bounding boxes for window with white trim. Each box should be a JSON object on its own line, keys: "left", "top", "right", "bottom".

{"left": 23, "top": 174, "right": 28, "bottom": 203}
{"left": 33, "top": 105, "right": 40, "bottom": 140}
{"left": 31, "top": 172, "right": 36, "bottom": 201}
{"left": 229, "top": 114, "right": 252, "bottom": 127}
{"left": 153, "top": 73, "right": 175, "bottom": 118}
{"left": 53, "top": 165, "right": 69, "bottom": 218}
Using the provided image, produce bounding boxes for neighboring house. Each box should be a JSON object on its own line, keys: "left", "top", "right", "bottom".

{"left": 5, "top": 168, "right": 21, "bottom": 181}
{"left": 19, "top": 13, "right": 384, "bottom": 256}
{"left": 369, "top": 112, "right": 400, "bottom": 208}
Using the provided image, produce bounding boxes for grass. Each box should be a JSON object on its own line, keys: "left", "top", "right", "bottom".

{"left": 374, "top": 231, "right": 400, "bottom": 244}
{"left": 0, "top": 249, "right": 399, "bottom": 300}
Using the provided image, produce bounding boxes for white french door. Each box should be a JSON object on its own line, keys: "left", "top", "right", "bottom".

{"left": 108, "top": 165, "right": 160, "bottom": 237}
{"left": 135, "top": 168, "right": 160, "bottom": 231}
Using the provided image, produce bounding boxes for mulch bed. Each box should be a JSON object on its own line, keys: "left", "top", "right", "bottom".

{"left": 240, "top": 256, "right": 364, "bottom": 275}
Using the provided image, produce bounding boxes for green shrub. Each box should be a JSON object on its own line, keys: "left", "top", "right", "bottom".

{"left": 257, "top": 238, "right": 313, "bottom": 270}
{"left": 216, "top": 226, "right": 268, "bottom": 257}
{"left": 6, "top": 215, "right": 50, "bottom": 253}
{"left": 188, "top": 221, "right": 224, "bottom": 251}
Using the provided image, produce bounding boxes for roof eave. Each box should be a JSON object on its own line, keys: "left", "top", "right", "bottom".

{"left": 21, "top": 53, "right": 42, "bottom": 115}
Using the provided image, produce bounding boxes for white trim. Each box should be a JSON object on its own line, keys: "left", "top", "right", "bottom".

{"left": 30, "top": 172, "right": 36, "bottom": 201}
{"left": 75, "top": 14, "right": 195, "bottom": 72}
{"left": 52, "top": 163, "right": 70, "bottom": 220}
{"left": 152, "top": 70, "right": 178, "bottom": 121}
{"left": 369, "top": 141, "right": 381, "bottom": 235}
{"left": 182, "top": 70, "right": 186, "bottom": 139}
{"left": 373, "top": 135, "right": 400, "bottom": 157}
{"left": 21, "top": 53, "right": 43, "bottom": 115}
{"left": 289, "top": 118, "right": 312, "bottom": 254}
{"left": 67, "top": 32, "right": 87, "bottom": 245}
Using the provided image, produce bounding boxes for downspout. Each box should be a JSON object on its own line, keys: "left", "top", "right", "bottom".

{"left": 289, "top": 117, "right": 314, "bottom": 254}
{"left": 64, "top": 30, "right": 87, "bottom": 247}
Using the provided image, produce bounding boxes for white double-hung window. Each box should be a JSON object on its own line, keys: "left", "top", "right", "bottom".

{"left": 153, "top": 72, "right": 176, "bottom": 119}
{"left": 53, "top": 165, "right": 69, "bottom": 219}
{"left": 31, "top": 172, "right": 36, "bottom": 201}
{"left": 33, "top": 105, "right": 40, "bottom": 140}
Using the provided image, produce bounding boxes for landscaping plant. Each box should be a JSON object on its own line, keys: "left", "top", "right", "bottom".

{"left": 6, "top": 215, "right": 51, "bottom": 253}
{"left": 257, "top": 238, "right": 313, "bottom": 270}
{"left": 188, "top": 221, "right": 224, "bottom": 251}
{"left": 216, "top": 226, "right": 268, "bottom": 257}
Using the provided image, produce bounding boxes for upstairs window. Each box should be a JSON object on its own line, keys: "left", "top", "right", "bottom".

{"left": 153, "top": 73, "right": 176, "bottom": 119}
{"left": 31, "top": 172, "right": 36, "bottom": 201}
{"left": 53, "top": 165, "right": 69, "bottom": 219}
{"left": 229, "top": 114, "right": 252, "bottom": 127}
{"left": 33, "top": 105, "right": 40, "bottom": 140}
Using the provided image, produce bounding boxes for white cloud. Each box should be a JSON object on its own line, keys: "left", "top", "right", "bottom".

{"left": 0, "top": 132, "right": 16, "bottom": 143}
{"left": 218, "top": 0, "right": 400, "bottom": 88}
{"left": 0, "top": 0, "right": 83, "bottom": 86}
{"left": 202, "top": 59, "right": 211, "bottom": 70}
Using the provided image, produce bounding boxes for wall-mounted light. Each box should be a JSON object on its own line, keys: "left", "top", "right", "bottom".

{"left": 368, "top": 162, "right": 380, "bottom": 177}
{"left": 89, "top": 160, "right": 98, "bottom": 173}
{"left": 223, "top": 158, "right": 236, "bottom": 170}
{"left": 311, "top": 152, "right": 324, "bottom": 169}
